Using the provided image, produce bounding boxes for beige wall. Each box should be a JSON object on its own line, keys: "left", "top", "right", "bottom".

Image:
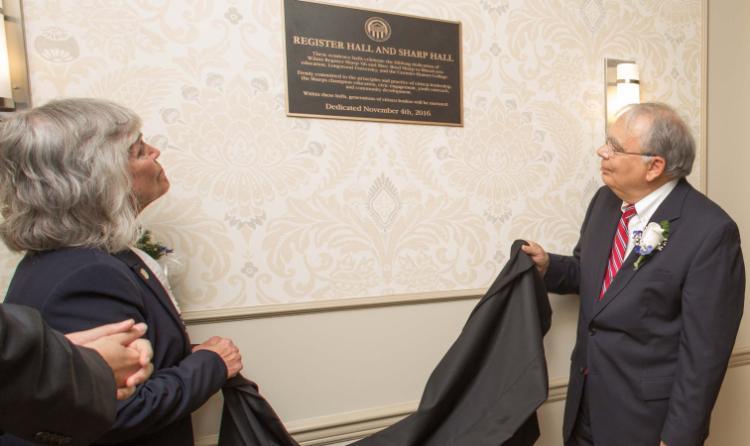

{"left": 705, "top": 0, "right": 750, "bottom": 444}
{"left": 1, "top": 0, "right": 704, "bottom": 311}
{"left": 2, "top": 1, "right": 722, "bottom": 445}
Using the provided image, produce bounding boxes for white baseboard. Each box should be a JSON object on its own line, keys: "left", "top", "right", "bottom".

{"left": 287, "top": 401, "right": 415, "bottom": 445}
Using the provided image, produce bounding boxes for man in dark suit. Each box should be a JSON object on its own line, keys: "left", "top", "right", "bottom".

{"left": 523, "top": 102, "right": 744, "bottom": 446}
{"left": 0, "top": 304, "right": 153, "bottom": 445}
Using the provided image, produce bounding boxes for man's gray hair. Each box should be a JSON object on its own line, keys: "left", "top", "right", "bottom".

{"left": 0, "top": 98, "right": 142, "bottom": 253}
{"left": 618, "top": 102, "right": 696, "bottom": 178}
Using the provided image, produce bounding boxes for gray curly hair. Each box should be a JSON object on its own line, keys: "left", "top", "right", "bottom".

{"left": 0, "top": 98, "right": 142, "bottom": 253}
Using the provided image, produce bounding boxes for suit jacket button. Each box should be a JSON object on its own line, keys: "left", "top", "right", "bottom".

{"left": 588, "top": 328, "right": 596, "bottom": 336}
{"left": 578, "top": 366, "right": 585, "bottom": 374}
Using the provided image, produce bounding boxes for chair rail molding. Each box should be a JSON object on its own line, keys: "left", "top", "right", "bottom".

{"left": 182, "top": 288, "right": 486, "bottom": 324}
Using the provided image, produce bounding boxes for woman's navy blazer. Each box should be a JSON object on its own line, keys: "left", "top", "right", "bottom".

{"left": 3, "top": 247, "right": 227, "bottom": 446}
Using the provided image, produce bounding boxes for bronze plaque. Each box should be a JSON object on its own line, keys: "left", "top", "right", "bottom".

{"left": 283, "top": 0, "right": 462, "bottom": 126}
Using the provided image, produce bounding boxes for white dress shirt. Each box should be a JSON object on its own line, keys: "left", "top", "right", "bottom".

{"left": 130, "top": 247, "right": 182, "bottom": 314}
{"left": 622, "top": 179, "right": 678, "bottom": 259}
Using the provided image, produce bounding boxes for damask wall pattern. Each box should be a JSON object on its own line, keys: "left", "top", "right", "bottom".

{"left": 0, "top": 0, "right": 702, "bottom": 311}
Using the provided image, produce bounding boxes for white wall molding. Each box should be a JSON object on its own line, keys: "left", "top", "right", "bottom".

{"left": 728, "top": 345, "right": 750, "bottom": 368}
{"left": 194, "top": 435, "right": 219, "bottom": 446}
{"left": 286, "top": 402, "right": 415, "bottom": 446}
{"left": 547, "top": 376, "right": 568, "bottom": 403}
{"left": 182, "top": 289, "right": 485, "bottom": 324}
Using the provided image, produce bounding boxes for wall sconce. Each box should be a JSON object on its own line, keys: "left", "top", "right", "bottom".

{"left": 0, "top": 1, "right": 14, "bottom": 109}
{"left": 605, "top": 58, "right": 641, "bottom": 129}
{"left": 0, "top": 0, "right": 30, "bottom": 112}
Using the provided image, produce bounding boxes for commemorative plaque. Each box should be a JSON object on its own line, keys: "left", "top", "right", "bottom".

{"left": 283, "top": 0, "right": 462, "bottom": 126}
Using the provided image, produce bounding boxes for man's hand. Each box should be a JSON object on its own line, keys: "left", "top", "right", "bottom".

{"left": 193, "top": 336, "right": 243, "bottom": 379}
{"left": 521, "top": 240, "right": 550, "bottom": 276}
{"left": 66, "top": 320, "right": 154, "bottom": 400}
{"left": 660, "top": 442, "right": 667, "bottom": 446}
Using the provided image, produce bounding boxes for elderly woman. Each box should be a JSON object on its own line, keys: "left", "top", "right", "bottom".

{"left": 0, "top": 98, "right": 243, "bottom": 446}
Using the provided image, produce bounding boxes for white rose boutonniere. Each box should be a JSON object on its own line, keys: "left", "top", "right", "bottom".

{"left": 632, "top": 220, "right": 670, "bottom": 270}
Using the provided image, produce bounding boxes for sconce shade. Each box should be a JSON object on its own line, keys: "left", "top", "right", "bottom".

{"left": 605, "top": 58, "right": 641, "bottom": 130}
{"left": 0, "top": 0, "right": 30, "bottom": 111}
{"left": 615, "top": 62, "right": 640, "bottom": 110}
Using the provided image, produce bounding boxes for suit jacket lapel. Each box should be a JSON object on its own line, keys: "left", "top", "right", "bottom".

{"left": 592, "top": 249, "right": 640, "bottom": 317}
{"left": 115, "top": 250, "right": 188, "bottom": 339}
{"left": 592, "top": 179, "right": 689, "bottom": 319}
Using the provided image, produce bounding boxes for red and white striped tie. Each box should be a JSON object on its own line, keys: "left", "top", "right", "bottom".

{"left": 600, "top": 204, "right": 636, "bottom": 299}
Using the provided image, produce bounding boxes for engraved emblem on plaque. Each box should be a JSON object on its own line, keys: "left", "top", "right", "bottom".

{"left": 364, "top": 17, "right": 391, "bottom": 42}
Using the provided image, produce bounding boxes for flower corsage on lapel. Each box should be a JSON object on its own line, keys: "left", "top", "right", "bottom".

{"left": 136, "top": 229, "right": 173, "bottom": 260}
{"left": 632, "top": 220, "right": 670, "bottom": 270}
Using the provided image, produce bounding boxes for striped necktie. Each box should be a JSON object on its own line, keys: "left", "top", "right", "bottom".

{"left": 600, "top": 204, "right": 636, "bottom": 299}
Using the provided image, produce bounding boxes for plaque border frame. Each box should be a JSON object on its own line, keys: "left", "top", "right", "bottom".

{"left": 282, "top": 0, "right": 464, "bottom": 127}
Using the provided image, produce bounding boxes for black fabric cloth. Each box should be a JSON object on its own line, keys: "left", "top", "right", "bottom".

{"left": 352, "top": 239, "right": 552, "bottom": 446}
{"left": 218, "top": 376, "right": 299, "bottom": 446}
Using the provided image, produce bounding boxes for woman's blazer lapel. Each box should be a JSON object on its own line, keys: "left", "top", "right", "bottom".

{"left": 115, "top": 249, "right": 188, "bottom": 339}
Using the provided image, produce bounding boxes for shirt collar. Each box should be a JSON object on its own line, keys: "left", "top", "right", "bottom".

{"left": 621, "top": 179, "right": 679, "bottom": 223}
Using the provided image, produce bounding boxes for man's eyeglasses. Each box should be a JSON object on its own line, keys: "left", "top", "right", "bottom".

{"left": 599, "top": 138, "right": 655, "bottom": 159}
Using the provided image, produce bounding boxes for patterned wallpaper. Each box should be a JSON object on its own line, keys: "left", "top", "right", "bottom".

{"left": 0, "top": 0, "right": 702, "bottom": 311}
